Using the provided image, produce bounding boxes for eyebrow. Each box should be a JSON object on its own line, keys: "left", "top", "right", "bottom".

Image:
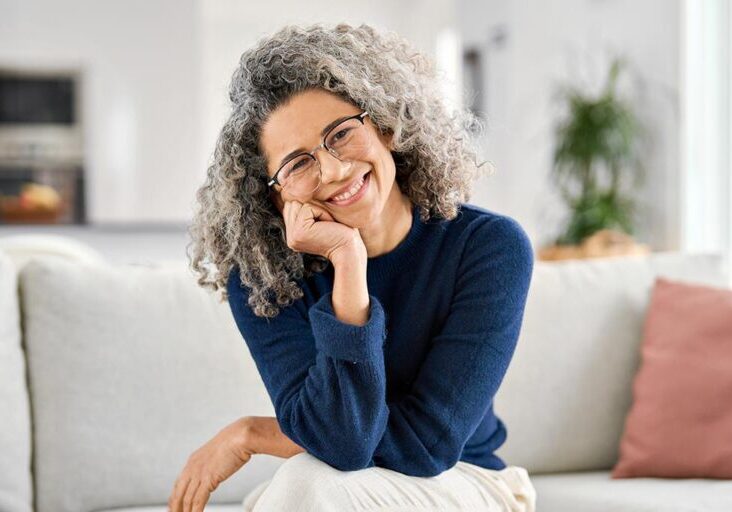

{"left": 274, "top": 114, "right": 355, "bottom": 171}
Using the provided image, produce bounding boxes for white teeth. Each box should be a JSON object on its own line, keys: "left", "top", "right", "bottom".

{"left": 331, "top": 174, "right": 367, "bottom": 202}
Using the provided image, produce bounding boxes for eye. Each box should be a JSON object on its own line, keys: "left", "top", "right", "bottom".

{"left": 334, "top": 128, "right": 349, "bottom": 139}
{"left": 329, "top": 127, "right": 352, "bottom": 145}
{"left": 281, "top": 155, "right": 313, "bottom": 179}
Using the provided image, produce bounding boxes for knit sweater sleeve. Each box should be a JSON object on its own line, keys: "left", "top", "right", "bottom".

{"left": 226, "top": 268, "right": 389, "bottom": 471}
{"left": 365, "top": 216, "right": 534, "bottom": 477}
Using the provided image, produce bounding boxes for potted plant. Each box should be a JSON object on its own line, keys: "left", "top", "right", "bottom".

{"left": 539, "top": 57, "right": 650, "bottom": 261}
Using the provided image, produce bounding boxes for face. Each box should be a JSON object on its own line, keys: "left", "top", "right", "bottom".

{"left": 259, "top": 88, "right": 397, "bottom": 227}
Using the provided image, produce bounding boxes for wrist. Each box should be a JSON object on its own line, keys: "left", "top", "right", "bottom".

{"left": 240, "top": 416, "right": 307, "bottom": 459}
{"left": 234, "top": 416, "right": 257, "bottom": 457}
{"left": 328, "top": 236, "right": 366, "bottom": 267}
{"left": 330, "top": 244, "right": 366, "bottom": 270}
{"left": 330, "top": 253, "right": 370, "bottom": 326}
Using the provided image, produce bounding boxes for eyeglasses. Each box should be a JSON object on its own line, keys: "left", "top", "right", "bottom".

{"left": 267, "top": 111, "right": 371, "bottom": 200}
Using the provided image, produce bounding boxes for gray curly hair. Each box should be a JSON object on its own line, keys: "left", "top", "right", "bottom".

{"left": 186, "top": 21, "right": 491, "bottom": 318}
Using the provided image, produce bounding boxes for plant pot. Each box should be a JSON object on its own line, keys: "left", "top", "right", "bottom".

{"left": 538, "top": 229, "right": 651, "bottom": 261}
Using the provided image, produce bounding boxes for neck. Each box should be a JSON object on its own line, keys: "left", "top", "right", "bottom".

{"left": 359, "top": 188, "right": 413, "bottom": 259}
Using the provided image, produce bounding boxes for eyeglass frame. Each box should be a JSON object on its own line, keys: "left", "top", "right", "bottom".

{"left": 266, "top": 110, "right": 370, "bottom": 195}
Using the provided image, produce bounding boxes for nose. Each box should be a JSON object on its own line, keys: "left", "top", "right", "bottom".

{"left": 314, "top": 147, "right": 353, "bottom": 188}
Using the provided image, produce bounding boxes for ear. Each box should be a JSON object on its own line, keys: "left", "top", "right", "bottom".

{"left": 380, "top": 128, "right": 395, "bottom": 151}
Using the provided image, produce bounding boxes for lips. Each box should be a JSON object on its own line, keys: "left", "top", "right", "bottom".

{"left": 326, "top": 170, "right": 371, "bottom": 201}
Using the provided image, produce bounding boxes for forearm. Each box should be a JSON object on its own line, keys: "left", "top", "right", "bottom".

{"left": 242, "top": 416, "right": 307, "bottom": 459}
{"left": 330, "top": 247, "right": 369, "bottom": 326}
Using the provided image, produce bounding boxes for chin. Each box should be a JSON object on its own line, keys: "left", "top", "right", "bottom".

{"left": 332, "top": 208, "right": 369, "bottom": 225}
{"left": 331, "top": 202, "right": 377, "bottom": 226}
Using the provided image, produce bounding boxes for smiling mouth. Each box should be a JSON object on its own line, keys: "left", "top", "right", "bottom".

{"left": 326, "top": 170, "right": 371, "bottom": 203}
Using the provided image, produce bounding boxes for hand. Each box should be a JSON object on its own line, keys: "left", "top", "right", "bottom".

{"left": 280, "top": 198, "right": 366, "bottom": 262}
{"left": 168, "top": 417, "right": 253, "bottom": 512}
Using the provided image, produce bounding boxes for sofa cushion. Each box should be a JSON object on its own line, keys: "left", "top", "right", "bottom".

{"left": 531, "top": 470, "right": 732, "bottom": 512}
{"left": 0, "top": 250, "right": 33, "bottom": 512}
{"left": 19, "top": 257, "right": 284, "bottom": 512}
{"left": 0, "top": 234, "right": 105, "bottom": 268}
{"left": 494, "top": 251, "right": 730, "bottom": 474}
{"left": 612, "top": 277, "right": 732, "bottom": 478}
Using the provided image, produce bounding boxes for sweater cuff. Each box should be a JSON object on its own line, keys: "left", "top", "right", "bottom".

{"left": 309, "top": 292, "right": 387, "bottom": 362}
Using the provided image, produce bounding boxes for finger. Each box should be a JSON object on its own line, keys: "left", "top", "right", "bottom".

{"left": 299, "top": 202, "right": 313, "bottom": 221}
{"left": 168, "top": 475, "right": 186, "bottom": 512}
{"left": 182, "top": 479, "right": 201, "bottom": 512}
{"left": 299, "top": 202, "right": 321, "bottom": 224}
{"left": 289, "top": 199, "right": 302, "bottom": 221}
{"left": 190, "top": 482, "right": 212, "bottom": 512}
{"left": 308, "top": 202, "right": 335, "bottom": 222}
{"left": 283, "top": 201, "right": 296, "bottom": 238}
{"left": 169, "top": 475, "right": 191, "bottom": 512}
{"left": 283, "top": 200, "right": 297, "bottom": 226}
{"left": 286, "top": 200, "right": 304, "bottom": 236}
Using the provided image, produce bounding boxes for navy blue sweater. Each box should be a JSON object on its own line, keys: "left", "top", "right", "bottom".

{"left": 226, "top": 202, "right": 534, "bottom": 477}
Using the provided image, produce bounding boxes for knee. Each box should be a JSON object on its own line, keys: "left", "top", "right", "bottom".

{"left": 269, "top": 456, "right": 437, "bottom": 510}
{"left": 255, "top": 453, "right": 352, "bottom": 510}
{"left": 272, "top": 452, "right": 351, "bottom": 488}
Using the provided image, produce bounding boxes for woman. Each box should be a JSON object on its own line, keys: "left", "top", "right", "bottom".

{"left": 172, "top": 22, "right": 536, "bottom": 512}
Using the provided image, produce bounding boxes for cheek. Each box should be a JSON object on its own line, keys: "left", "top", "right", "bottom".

{"left": 378, "top": 150, "right": 396, "bottom": 178}
{"left": 367, "top": 144, "right": 393, "bottom": 168}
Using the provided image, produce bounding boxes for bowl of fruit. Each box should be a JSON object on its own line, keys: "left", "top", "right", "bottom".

{"left": 0, "top": 183, "right": 65, "bottom": 224}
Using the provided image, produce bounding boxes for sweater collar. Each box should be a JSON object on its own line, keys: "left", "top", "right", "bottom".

{"left": 367, "top": 202, "right": 431, "bottom": 277}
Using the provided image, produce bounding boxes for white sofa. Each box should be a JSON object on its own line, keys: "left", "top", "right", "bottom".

{"left": 2, "top": 239, "right": 732, "bottom": 512}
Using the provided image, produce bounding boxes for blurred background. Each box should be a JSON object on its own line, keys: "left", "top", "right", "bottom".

{"left": 0, "top": 0, "right": 729, "bottom": 272}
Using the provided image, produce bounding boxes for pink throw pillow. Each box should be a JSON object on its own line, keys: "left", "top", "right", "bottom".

{"left": 611, "top": 276, "right": 732, "bottom": 479}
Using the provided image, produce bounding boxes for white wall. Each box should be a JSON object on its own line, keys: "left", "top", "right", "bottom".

{"left": 0, "top": 0, "right": 684, "bottom": 253}
{"left": 0, "top": 0, "right": 202, "bottom": 224}
{"left": 458, "top": 0, "right": 682, "bottom": 251}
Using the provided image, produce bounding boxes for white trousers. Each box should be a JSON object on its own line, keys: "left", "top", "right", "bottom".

{"left": 242, "top": 453, "right": 537, "bottom": 512}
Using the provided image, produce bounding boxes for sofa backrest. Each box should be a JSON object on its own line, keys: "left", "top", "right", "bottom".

{"left": 18, "top": 257, "right": 282, "bottom": 512}
{"left": 14, "top": 249, "right": 730, "bottom": 512}
{"left": 0, "top": 251, "right": 33, "bottom": 512}
{"left": 494, "top": 251, "right": 730, "bottom": 474}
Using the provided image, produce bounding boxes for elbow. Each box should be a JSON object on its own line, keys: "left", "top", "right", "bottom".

{"left": 373, "top": 447, "right": 461, "bottom": 478}
{"left": 297, "top": 437, "right": 374, "bottom": 472}
{"left": 374, "top": 456, "right": 452, "bottom": 478}
{"left": 315, "top": 426, "right": 382, "bottom": 471}
{"left": 420, "top": 441, "right": 463, "bottom": 477}
{"left": 276, "top": 417, "right": 377, "bottom": 472}
{"left": 323, "top": 444, "right": 461, "bottom": 476}
{"left": 275, "top": 394, "right": 389, "bottom": 472}
{"left": 321, "top": 450, "right": 374, "bottom": 472}
{"left": 402, "top": 458, "right": 454, "bottom": 478}
{"left": 411, "top": 466, "right": 445, "bottom": 478}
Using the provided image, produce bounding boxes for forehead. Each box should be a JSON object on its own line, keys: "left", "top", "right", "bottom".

{"left": 260, "top": 89, "right": 359, "bottom": 167}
